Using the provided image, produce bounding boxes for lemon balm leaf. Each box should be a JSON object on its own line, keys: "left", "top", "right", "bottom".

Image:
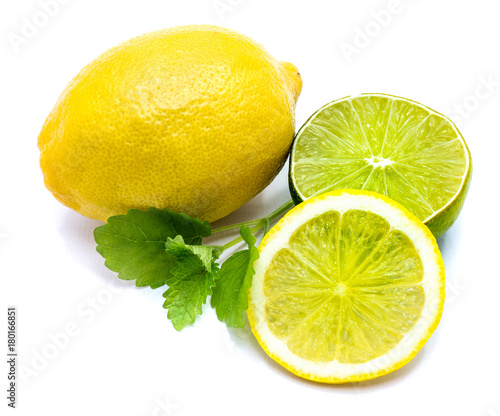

{"left": 94, "top": 208, "right": 212, "bottom": 289}
{"left": 94, "top": 203, "right": 293, "bottom": 330}
{"left": 165, "top": 235, "right": 222, "bottom": 270}
{"left": 211, "top": 252, "right": 252, "bottom": 328}
{"left": 163, "top": 236, "right": 220, "bottom": 330}
{"left": 211, "top": 226, "right": 260, "bottom": 328}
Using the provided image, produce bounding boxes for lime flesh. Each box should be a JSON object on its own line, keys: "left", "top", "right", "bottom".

{"left": 289, "top": 94, "right": 472, "bottom": 237}
{"left": 264, "top": 209, "right": 425, "bottom": 364}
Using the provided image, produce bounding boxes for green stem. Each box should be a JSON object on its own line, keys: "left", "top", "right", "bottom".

{"left": 212, "top": 199, "right": 295, "bottom": 251}
{"left": 265, "top": 199, "right": 295, "bottom": 223}
{"left": 212, "top": 199, "right": 294, "bottom": 235}
{"left": 221, "top": 222, "right": 264, "bottom": 251}
{"left": 263, "top": 218, "right": 271, "bottom": 235}
{"left": 210, "top": 218, "right": 262, "bottom": 234}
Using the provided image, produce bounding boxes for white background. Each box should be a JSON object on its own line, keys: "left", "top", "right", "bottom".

{"left": 1, "top": 0, "right": 499, "bottom": 415}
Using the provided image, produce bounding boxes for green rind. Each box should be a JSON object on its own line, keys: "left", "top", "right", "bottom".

{"left": 288, "top": 165, "right": 302, "bottom": 207}
{"left": 426, "top": 150, "right": 472, "bottom": 238}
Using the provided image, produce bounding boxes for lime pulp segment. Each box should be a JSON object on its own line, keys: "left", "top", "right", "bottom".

{"left": 290, "top": 94, "right": 470, "bottom": 226}
{"left": 264, "top": 209, "right": 425, "bottom": 364}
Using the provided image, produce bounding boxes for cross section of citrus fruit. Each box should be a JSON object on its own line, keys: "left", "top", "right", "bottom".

{"left": 248, "top": 189, "right": 445, "bottom": 383}
{"left": 289, "top": 94, "right": 472, "bottom": 237}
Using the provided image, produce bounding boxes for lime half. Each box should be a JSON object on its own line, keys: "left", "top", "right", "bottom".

{"left": 289, "top": 94, "right": 472, "bottom": 237}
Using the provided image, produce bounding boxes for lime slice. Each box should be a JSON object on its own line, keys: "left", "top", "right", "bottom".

{"left": 289, "top": 94, "right": 472, "bottom": 237}
{"left": 248, "top": 189, "right": 445, "bottom": 383}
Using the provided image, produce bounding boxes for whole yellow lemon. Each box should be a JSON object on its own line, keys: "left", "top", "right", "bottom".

{"left": 38, "top": 25, "right": 302, "bottom": 222}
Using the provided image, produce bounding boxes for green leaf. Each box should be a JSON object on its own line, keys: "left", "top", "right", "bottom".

{"left": 211, "top": 226, "right": 260, "bottom": 328}
{"left": 165, "top": 235, "right": 222, "bottom": 270}
{"left": 163, "top": 236, "right": 219, "bottom": 330}
{"left": 94, "top": 208, "right": 212, "bottom": 289}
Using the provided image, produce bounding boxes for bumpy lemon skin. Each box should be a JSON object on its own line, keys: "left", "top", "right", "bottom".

{"left": 38, "top": 25, "right": 302, "bottom": 223}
